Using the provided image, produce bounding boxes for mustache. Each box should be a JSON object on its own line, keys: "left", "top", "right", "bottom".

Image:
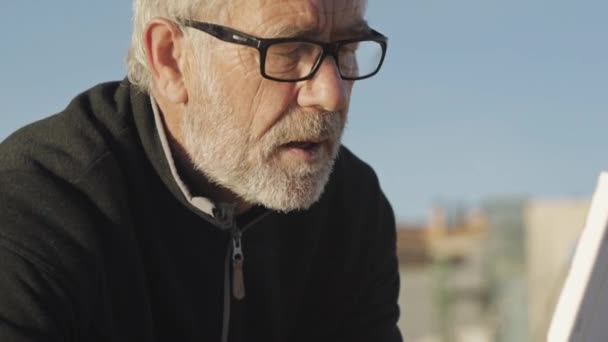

{"left": 263, "top": 109, "right": 345, "bottom": 149}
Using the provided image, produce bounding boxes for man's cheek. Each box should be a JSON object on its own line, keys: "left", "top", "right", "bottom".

{"left": 249, "top": 92, "right": 297, "bottom": 140}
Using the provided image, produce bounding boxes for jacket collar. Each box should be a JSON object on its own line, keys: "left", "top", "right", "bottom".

{"left": 148, "top": 95, "right": 217, "bottom": 216}
{"left": 127, "top": 81, "right": 223, "bottom": 222}
{"left": 126, "top": 80, "right": 271, "bottom": 228}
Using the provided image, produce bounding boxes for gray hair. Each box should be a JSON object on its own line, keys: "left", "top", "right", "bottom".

{"left": 126, "top": 0, "right": 222, "bottom": 93}
{"left": 127, "top": 0, "right": 369, "bottom": 93}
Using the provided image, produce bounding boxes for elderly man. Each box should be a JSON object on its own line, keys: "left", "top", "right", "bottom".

{"left": 0, "top": 0, "right": 400, "bottom": 341}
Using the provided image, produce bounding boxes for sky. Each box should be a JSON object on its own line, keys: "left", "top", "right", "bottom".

{"left": 1, "top": 1, "right": 607, "bottom": 222}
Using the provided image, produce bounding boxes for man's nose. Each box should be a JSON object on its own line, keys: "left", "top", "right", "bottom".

{"left": 296, "top": 57, "right": 349, "bottom": 113}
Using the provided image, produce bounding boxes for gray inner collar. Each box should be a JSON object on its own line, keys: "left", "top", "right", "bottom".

{"left": 150, "top": 96, "right": 216, "bottom": 217}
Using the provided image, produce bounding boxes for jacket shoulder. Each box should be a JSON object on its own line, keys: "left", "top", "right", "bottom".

{"left": 326, "top": 145, "right": 395, "bottom": 235}
{"left": 0, "top": 81, "right": 134, "bottom": 182}
{"left": 0, "top": 81, "right": 139, "bottom": 322}
{"left": 332, "top": 145, "right": 384, "bottom": 195}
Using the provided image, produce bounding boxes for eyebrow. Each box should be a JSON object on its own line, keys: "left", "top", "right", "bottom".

{"left": 266, "top": 19, "right": 372, "bottom": 39}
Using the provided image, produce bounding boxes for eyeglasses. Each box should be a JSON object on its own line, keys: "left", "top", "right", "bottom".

{"left": 181, "top": 19, "right": 388, "bottom": 82}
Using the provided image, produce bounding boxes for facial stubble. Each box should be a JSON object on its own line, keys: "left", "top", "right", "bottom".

{"left": 181, "top": 67, "right": 346, "bottom": 212}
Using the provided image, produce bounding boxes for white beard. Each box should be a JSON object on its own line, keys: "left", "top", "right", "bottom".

{"left": 181, "top": 69, "right": 345, "bottom": 212}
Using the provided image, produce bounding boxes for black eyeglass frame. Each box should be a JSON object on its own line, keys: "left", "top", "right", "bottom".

{"left": 180, "top": 19, "right": 388, "bottom": 82}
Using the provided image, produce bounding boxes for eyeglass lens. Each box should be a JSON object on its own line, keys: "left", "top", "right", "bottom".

{"left": 264, "top": 40, "right": 383, "bottom": 80}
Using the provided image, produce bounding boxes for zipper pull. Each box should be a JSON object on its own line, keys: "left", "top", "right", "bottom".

{"left": 232, "top": 231, "right": 246, "bottom": 300}
{"left": 214, "top": 203, "right": 236, "bottom": 231}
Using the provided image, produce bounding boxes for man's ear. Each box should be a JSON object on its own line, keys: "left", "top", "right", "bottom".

{"left": 143, "top": 18, "right": 189, "bottom": 104}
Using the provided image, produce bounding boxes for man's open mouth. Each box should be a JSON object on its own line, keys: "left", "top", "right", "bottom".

{"left": 283, "top": 141, "right": 322, "bottom": 151}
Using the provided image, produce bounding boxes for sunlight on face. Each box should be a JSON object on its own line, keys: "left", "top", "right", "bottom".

{"left": 182, "top": 66, "right": 345, "bottom": 211}
{"left": 181, "top": 0, "right": 366, "bottom": 211}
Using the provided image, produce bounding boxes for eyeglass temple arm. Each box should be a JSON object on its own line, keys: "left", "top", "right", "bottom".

{"left": 182, "top": 20, "right": 260, "bottom": 48}
{"left": 369, "top": 29, "right": 388, "bottom": 42}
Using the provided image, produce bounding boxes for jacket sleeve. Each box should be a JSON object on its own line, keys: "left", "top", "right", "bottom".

{"left": 343, "top": 190, "right": 403, "bottom": 342}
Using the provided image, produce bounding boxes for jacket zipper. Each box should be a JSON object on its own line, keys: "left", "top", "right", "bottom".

{"left": 215, "top": 204, "right": 271, "bottom": 342}
{"left": 231, "top": 229, "right": 246, "bottom": 300}
{"left": 227, "top": 210, "right": 271, "bottom": 300}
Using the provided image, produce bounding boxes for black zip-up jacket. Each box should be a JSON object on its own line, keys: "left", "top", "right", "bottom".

{"left": 0, "top": 80, "right": 402, "bottom": 342}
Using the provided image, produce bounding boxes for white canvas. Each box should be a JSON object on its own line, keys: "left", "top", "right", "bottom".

{"left": 548, "top": 172, "right": 608, "bottom": 342}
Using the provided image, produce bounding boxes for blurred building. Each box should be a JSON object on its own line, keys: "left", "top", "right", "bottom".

{"left": 397, "top": 196, "right": 591, "bottom": 342}
{"left": 525, "top": 199, "right": 590, "bottom": 342}
{"left": 481, "top": 197, "right": 529, "bottom": 342}
{"left": 397, "top": 207, "right": 487, "bottom": 265}
{"left": 397, "top": 207, "right": 489, "bottom": 342}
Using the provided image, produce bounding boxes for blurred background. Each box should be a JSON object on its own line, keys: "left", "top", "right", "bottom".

{"left": 1, "top": 1, "right": 607, "bottom": 341}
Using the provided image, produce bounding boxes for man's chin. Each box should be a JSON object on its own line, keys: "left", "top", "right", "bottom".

{"left": 249, "top": 158, "right": 335, "bottom": 213}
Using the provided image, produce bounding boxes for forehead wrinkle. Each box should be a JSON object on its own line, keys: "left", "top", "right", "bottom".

{"left": 263, "top": 18, "right": 370, "bottom": 39}
{"left": 258, "top": 2, "right": 322, "bottom": 38}
{"left": 263, "top": 23, "right": 319, "bottom": 39}
{"left": 255, "top": 1, "right": 368, "bottom": 39}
